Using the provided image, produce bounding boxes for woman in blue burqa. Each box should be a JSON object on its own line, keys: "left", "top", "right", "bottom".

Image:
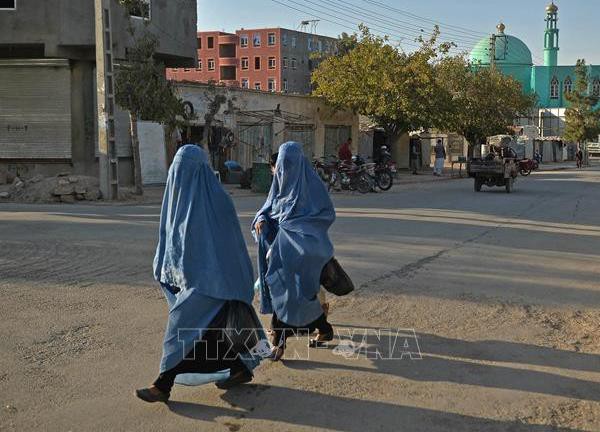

{"left": 253, "top": 142, "right": 336, "bottom": 361}
{"left": 136, "top": 145, "right": 268, "bottom": 403}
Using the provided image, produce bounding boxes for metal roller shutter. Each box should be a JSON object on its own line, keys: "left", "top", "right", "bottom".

{"left": 284, "top": 124, "right": 315, "bottom": 157}
{"left": 0, "top": 59, "right": 72, "bottom": 159}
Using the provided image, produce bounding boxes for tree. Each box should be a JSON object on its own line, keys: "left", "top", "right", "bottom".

{"left": 114, "top": 0, "right": 184, "bottom": 194}
{"left": 437, "top": 56, "right": 536, "bottom": 155}
{"left": 564, "top": 59, "right": 600, "bottom": 158}
{"left": 312, "top": 26, "right": 452, "bottom": 145}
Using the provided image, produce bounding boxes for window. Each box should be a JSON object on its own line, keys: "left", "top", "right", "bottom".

{"left": 268, "top": 79, "right": 276, "bottom": 92}
{"left": 564, "top": 77, "right": 572, "bottom": 94}
{"left": 268, "top": 32, "right": 276, "bottom": 46}
{"left": 208, "top": 58, "right": 215, "bottom": 71}
{"left": 253, "top": 33, "right": 261, "bottom": 47}
{"left": 197, "top": 59, "right": 202, "bottom": 71}
{"left": 291, "top": 58, "right": 297, "bottom": 69}
{"left": 241, "top": 78, "right": 249, "bottom": 89}
{"left": 254, "top": 82, "right": 261, "bottom": 91}
{"left": 282, "top": 34, "right": 288, "bottom": 46}
{"left": 283, "top": 79, "right": 288, "bottom": 92}
{"left": 593, "top": 79, "right": 600, "bottom": 97}
{"left": 308, "top": 39, "right": 314, "bottom": 51}
{"left": 197, "top": 37, "right": 202, "bottom": 49}
{"left": 207, "top": 37, "right": 214, "bottom": 49}
{"left": 550, "top": 77, "right": 559, "bottom": 99}
{"left": 254, "top": 56, "right": 261, "bottom": 70}
{"left": 184, "top": 68, "right": 190, "bottom": 72}
{"left": 283, "top": 57, "right": 289, "bottom": 69}
{"left": 268, "top": 57, "right": 276, "bottom": 69}
{"left": 241, "top": 57, "right": 249, "bottom": 70}
{"left": 291, "top": 37, "right": 297, "bottom": 48}
{"left": 318, "top": 40, "right": 323, "bottom": 51}
{"left": 0, "top": 0, "right": 16, "bottom": 10}
{"left": 240, "top": 35, "right": 248, "bottom": 48}
{"left": 129, "top": 0, "right": 151, "bottom": 20}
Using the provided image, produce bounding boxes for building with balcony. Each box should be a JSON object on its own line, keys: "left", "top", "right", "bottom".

{"left": 167, "top": 28, "right": 338, "bottom": 94}
{"left": 0, "top": 0, "right": 197, "bottom": 183}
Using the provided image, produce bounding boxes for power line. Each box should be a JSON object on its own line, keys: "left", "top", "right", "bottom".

{"left": 361, "top": 0, "right": 488, "bottom": 38}
{"left": 324, "top": 0, "right": 483, "bottom": 44}
{"left": 270, "top": 0, "right": 423, "bottom": 50}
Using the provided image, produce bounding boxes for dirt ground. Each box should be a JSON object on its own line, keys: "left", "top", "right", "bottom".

{"left": 0, "top": 167, "right": 598, "bottom": 431}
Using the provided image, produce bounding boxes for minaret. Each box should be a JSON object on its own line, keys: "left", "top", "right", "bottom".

{"left": 544, "top": 2, "right": 559, "bottom": 66}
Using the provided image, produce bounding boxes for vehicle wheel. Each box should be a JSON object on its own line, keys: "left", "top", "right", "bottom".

{"left": 327, "top": 172, "right": 337, "bottom": 192}
{"left": 519, "top": 168, "right": 531, "bottom": 176}
{"left": 357, "top": 175, "right": 371, "bottom": 194}
{"left": 505, "top": 177, "right": 513, "bottom": 193}
{"left": 376, "top": 170, "right": 393, "bottom": 191}
{"left": 474, "top": 178, "right": 482, "bottom": 192}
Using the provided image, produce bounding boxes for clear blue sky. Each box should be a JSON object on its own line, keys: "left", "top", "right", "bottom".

{"left": 197, "top": 0, "right": 599, "bottom": 65}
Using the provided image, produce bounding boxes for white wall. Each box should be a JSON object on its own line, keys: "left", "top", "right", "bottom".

{"left": 138, "top": 121, "right": 168, "bottom": 185}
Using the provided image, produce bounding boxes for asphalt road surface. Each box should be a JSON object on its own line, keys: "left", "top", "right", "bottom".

{"left": 1, "top": 167, "right": 599, "bottom": 431}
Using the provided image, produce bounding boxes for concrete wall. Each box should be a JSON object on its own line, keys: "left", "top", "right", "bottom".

{"left": 0, "top": 0, "right": 197, "bottom": 66}
{"left": 175, "top": 83, "right": 359, "bottom": 168}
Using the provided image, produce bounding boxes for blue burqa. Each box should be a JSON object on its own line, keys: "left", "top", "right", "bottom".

{"left": 153, "top": 145, "right": 262, "bottom": 384}
{"left": 252, "top": 142, "right": 335, "bottom": 327}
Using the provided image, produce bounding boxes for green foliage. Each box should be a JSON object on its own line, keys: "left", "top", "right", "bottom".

{"left": 337, "top": 32, "right": 359, "bottom": 56}
{"left": 312, "top": 26, "right": 535, "bottom": 145}
{"left": 117, "top": 0, "right": 149, "bottom": 18}
{"left": 312, "top": 26, "right": 451, "bottom": 138}
{"left": 564, "top": 59, "right": 600, "bottom": 144}
{"left": 114, "top": 32, "right": 184, "bottom": 125}
{"left": 437, "top": 57, "right": 536, "bottom": 146}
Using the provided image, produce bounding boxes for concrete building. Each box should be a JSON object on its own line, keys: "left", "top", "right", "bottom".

{"left": 167, "top": 28, "right": 338, "bottom": 94}
{"left": 168, "top": 83, "right": 358, "bottom": 172}
{"left": 0, "top": 0, "right": 197, "bottom": 183}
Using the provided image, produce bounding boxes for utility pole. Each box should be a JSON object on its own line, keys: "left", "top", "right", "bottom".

{"left": 94, "top": 0, "right": 119, "bottom": 200}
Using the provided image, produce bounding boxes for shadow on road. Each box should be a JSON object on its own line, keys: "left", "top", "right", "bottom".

{"left": 167, "top": 383, "right": 584, "bottom": 432}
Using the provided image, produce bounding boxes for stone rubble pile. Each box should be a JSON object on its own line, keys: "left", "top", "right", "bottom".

{"left": 0, "top": 173, "right": 102, "bottom": 203}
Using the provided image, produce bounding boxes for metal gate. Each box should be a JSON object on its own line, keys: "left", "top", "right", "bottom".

{"left": 0, "top": 59, "right": 72, "bottom": 159}
{"left": 237, "top": 123, "right": 273, "bottom": 169}
{"left": 284, "top": 124, "right": 315, "bottom": 157}
{"left": 325, "top": 125, "right": 351, "bottom": 158}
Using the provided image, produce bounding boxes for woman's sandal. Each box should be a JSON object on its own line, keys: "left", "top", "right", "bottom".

{"left": 270, "top": 345, "right": 285, "bottom": 361}
{"left": 309, "top": 331, "right": 334, "bottom": 348}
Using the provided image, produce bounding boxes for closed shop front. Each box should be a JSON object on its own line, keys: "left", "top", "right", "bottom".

{"left": 0, "top": 59, "right": 72, "bottom": 159}
{"left": 325, "top": 125, "right": 351, "bottom": 158}
{"left": 284, "top": 124, "right": 315, "bottom": 157}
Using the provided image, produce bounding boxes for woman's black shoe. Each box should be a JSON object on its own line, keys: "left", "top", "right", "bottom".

{"left": 135, "top": 387, "right": 170, "bottom": 403}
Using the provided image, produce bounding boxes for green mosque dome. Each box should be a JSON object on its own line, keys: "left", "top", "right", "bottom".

{"left": 469, "top": 23, "right": 533, "bottom": 66}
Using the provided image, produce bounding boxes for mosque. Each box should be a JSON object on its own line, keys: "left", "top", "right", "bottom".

{"left": 469, "top": 2, "right": 600, "bottom": 137}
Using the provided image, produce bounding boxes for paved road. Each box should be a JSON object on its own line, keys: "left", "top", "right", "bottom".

{"left": 1, "top": 167, "right": 599, "bottom": 431}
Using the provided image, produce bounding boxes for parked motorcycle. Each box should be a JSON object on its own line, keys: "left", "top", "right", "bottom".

{"left": 355, "top": 153, "right": 393, "bottom": 191}
{"left": 518, "top": 158, "right": 539, "bottom": 176}
{"left": 313, "top": 156, "right": 340, "bottom": 191}
{"left": 338, "top": 157, "right": 373, "bottom": 194}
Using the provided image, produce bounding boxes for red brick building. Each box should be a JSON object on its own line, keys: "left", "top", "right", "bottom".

{"left": 167, "top": 28, "right": 337, "bottom": 94}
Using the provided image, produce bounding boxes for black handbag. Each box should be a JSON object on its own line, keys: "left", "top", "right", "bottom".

{"left": 320, "top": 257, "right": 354, "bottom": 296}
{"left": 224, "top": 301, "right": 262, "bottom": 353}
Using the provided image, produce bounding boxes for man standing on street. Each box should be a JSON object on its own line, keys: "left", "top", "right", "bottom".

{"left": 338, "top": 138, "right": 353, "bottom": 163}
{"left": 434, "top": 139, "right": 446, "bottom": 176}
{"left": 576, "top": 147, "right": 584, "bottom": 169}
